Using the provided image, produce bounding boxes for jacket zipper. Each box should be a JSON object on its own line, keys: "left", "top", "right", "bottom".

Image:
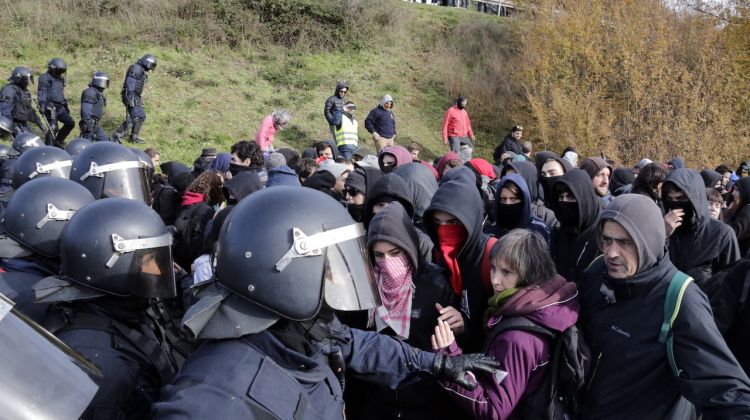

{"left": 586, "top": 352, "right": 603, "bottom": 392}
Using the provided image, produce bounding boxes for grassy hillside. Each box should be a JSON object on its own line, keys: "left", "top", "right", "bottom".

{"left": 0, "top": 0, "right": 508, "bottom": 164}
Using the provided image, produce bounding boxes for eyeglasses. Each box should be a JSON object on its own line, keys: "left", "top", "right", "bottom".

{"left": 340, "top": 89, "right": 348, "bottom": 94}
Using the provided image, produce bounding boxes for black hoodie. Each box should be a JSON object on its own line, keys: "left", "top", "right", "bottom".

{"left": 663, "top": 169, "right": 741, "bottom": 295}
{"left": 364, "top": 173, "right": 434, "bottom": 263}
{"left": 424, "top": 174, "right": 491, "bottom": 352}
{"left": 393, "top": 162, "right": 438, "bottom": 230}
{"left": 550, "top": 169, "right": 602, "bottom": 284}
{"left": 729, "top": 177, "right": 750, "bottom": 257}
{"left": 362, "top": 202, "right": 463, "bottom": 420}
{"left": 504, "top": 160, "right": 558, "bottom": 229}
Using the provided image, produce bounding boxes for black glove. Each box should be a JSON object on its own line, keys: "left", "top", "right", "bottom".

{"left": 432, "top": 353, "right": 502, "bottom": 390}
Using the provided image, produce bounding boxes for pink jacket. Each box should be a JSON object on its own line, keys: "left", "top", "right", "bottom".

{"left": 442, "top": 105, "right": 474, "bottom": 143}
{"left": 255, "top": 114, "right": 277, "bottom": 151}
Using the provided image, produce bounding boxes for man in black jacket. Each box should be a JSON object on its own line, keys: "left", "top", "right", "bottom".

{"left": 662, "top": 168, "right": 741, "bottom": 296}
{"left": 323, "top": 81, "right": 348, "bottom": 140}
{"left": 579, "top": 194, "right": 750, "bottom": 419}
{"left": 728, "top": 177, "right": 750, "bottom": 256}
{"left": 37, "top": 58, "right": 74, "bottom": 147}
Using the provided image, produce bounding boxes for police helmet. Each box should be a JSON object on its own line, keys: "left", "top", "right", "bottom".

{"left": 13, "top": 146, "right": 73, "bottom": 188}
{"left": 0, "top": 116, "right": 12, "bottom": 138}
{"left": 2, "top": 177, "right": 95, "bottom": 258}
{"left": 215, "top": 186, "right": 379, "bottom": 323}
{"left": 0, "top": 144, "right": 12, "bottom": 161}
{"left": 65, "top": 137, "right": 92, "bottom": 157}
{"left": 47, "top": 58, "right": 67, "bottom": 77}
{"left": 90, "top": 71, "right": 109, "bottom": 89}
{"left": 139, "top": 54, "right": 157, "bottom": 71}
{"left": 12, "top": 132, "right": 44, "bottom": 155}
{"left": 69, "top": 142, "right": 151, "bottom": 203}
{"left": 9, "top": 67, "right": 33, "bottom": 87}
{"left": 59, "top": 198, "right": 176, "bottom": 298}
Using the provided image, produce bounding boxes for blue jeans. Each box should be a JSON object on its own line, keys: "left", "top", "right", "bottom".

{"left": 338, "top": 144, "right": 358, "bottom": 160}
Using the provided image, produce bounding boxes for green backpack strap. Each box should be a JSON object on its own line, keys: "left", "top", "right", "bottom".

{"left": 658, "top": 271, "right": 693, "bottom": 378}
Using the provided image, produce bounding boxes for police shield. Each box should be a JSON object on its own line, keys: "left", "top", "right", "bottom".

{"left": 0, "top": 293, "right": 100, "bottom": 420}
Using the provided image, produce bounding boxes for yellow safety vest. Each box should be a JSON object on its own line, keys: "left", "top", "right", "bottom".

{"left": 335, "top": 115, "right": 359, "bottom": 147}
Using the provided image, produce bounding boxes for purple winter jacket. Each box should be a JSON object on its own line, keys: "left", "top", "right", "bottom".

{"left": 439, "top": 275, "right": 579, "bottom": 420}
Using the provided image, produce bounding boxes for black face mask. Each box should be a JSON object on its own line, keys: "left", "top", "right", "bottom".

{"left": 555, "top": 201, "right": 579, "bottom": 228}
{"left": 381, "top": 165, "right": 395, "bottom": 174}
{"left": 663, "top": 199, "right": 695, "bottom": 231}
{"left": 540, "top": 176, "right": 561, "bottom": 203}
{"left": 347, "top": 204, "right": 364, "bottom": 223}
{"left": 497, "top": 202, "right": 524, "bottom": 228}
{"left": 457, "top": 103, "right": 465, "bottom": 110}
{"left": 229, "top": 162, "right": 251, "bottom": 177}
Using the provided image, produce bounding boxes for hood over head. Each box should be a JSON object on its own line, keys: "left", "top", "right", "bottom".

{"left": 494, "top": 174, "right": 534, "bottom": 230}
{"left": 378, "top": 145, "right": 412, "bottom": 169}
{"left": 225, "top": 171, "right": 263, "bottom": 202}
{"left": 466, "top": 158, "right": 497, "bottom": 180}
{"left": 610, "top": 168, "right": 635, "bottom": 195}
{"left": 334, "top": 82, "right": 349, "bottom": 96}
{"left": 736, "top": 177, "right": 750, "bottom": 206}
{"left": 699, "top": 169, "right": 722, "bottom": 189}
{"left": 367, "top": 202, "right": 421, "bottom": 271}
{"left": 668, "top": 157, "right": 686, "bottom": 170}
{"left": 552, "top": 169, "right": 602, "bottom": 231}
{"left": 160, "top": 161, "right": 191, "bottom": 183}
{"left": 579, "top": 157, "right": 612, "bottom": 180}
{"left": 534, "top": 151, "right": 571, "bottom": 173}
{"left": 394, "top": 162, "right": 438, "bottom": 219}
{"left": 364, "top": 173, "right": 414, "bottom": 228}
{"left": 597, "top": 194, "right": 666, "bottom": 273}
{"left": 436, "top": 152, "right": 461, "bottom": 179}
{"left": 209, "top": 153, "right": 232, "bottom": 174}
{"left": 345, "top": 166, "right": 383, "bottom": 197}
{"left": 379, "top": 94, "right": 394, "bottom": 108}
{"left": 503, "top": 160, "right": 540, "bottom": 201}
{"left": 663, "top": 168, "right": 709, "bottom": 229}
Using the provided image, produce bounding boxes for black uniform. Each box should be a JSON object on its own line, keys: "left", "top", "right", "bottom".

{"left": 38, "top": 71, "right": 74, "bottom": 146}
{"left": 0, "top": 83, "right": 43, "bottom": 134}
{"left": 79, "top": 85, "right": 108, "bottom": 142}
{"left": 113, "top": 57, "right": 153, "bottom": 143}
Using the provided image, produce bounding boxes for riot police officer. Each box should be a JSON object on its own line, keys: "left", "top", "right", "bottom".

{"left": 0, "top": 67, "right": 46, "bottom": 135}
{"left": 153, "top": 187, "right": 500, "bottom": 419}
{"left": 64, "top": 137, "right": 92, "bottom": 157}
{"left": 12, "top": 145, "right": 72, "bottom": 188}
{"left": 112, "top": 54, "right": 157, "bottom": 144}
{"left": 69, "top": 141, "right": 152, "bottom": 203}
{"left": 37, "top": 58, "right": 74, "bottom": 147}
{"left": 79, "top": 71, "right": 110, "bottom": 142}
{"left": 0, "top": 132, "right": 45, "bottom": 208}
{"left": 34, "top": 198, "right": 182, "bottom": 419}
{"left": 0, "top": 115, "right": 12, "bottom": 139}
{"left": 0, "top": 177, "right": 95, "bottom": 323}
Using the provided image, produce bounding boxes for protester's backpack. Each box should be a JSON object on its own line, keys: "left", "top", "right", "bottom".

{"left": 172, "top": 203, "right": 211, "bottom": 268}
{"left": 658, "top": 271, "right": 694, "bottom": 377}
{"left": 482, "top": 317, "right": 592, "bottom": 419}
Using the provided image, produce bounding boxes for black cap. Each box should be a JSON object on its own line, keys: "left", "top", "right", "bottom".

{"left": 201, "top": 148, "right": 217, "bottom": 157}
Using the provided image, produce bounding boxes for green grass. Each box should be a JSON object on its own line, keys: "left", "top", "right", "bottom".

{"left": 0, "top": 0, "right": 509, "bottom": 165}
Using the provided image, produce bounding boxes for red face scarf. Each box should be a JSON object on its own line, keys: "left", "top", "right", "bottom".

{"left": 437, "top": 224, "right": 468, "bottom": 295}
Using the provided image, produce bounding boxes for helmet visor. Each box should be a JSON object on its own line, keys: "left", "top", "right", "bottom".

{"left": 128, "top": 246, "right": 176, "bottom": 299}
{"left": 0, "top": 295, "right": 100, "bottom": 420}
{"left": 323, "top": 234, "right": 380, "bottom": 312}
{"left": 103, "top": 168, "right": 151, "bottom": 205}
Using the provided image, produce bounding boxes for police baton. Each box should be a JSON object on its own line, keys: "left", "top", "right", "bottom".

{"left": 31, "top": 98, "right": 54, "bottom": 133}
{"left": 32, "top": 98, "right": 57, "bottom": 146}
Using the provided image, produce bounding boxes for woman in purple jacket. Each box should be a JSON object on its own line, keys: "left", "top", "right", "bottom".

{"left": 432, "top": 229, "right": 579, "bottom": 419}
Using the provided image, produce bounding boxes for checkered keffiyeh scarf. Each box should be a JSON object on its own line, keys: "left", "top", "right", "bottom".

{"left": 371, "top": 254, "right": 414, "bottom": 339}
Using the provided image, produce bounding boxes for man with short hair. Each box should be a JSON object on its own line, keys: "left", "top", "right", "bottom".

{"left": 492, "top": 125, "right": 523, "bottom": 164}
{"left": 229, "top": 140, "right": 266, "bottom": 183}
{"left": 442, "top": 96, "right": 475, "bottom": 162}
{"left": 406, "top": 142, "right": 421, "bottom": 161}
{"left": 579, "top": 194, "right": 750, "bottom": 419}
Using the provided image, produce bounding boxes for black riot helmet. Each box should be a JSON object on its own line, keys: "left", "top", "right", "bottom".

{"left": 139, "top": 54, "right": 157, "bottom": 71}
{"left": 64, "top": 137, "right": 92, "bottom": 157}
{"left": 13, "top": 146, "right": 73, "bottom": 188}
{"left": 69, "top": 142, "right": 151, "bottom": 203}
{"left": 216, "top": 186, "right": 379, "bottom": 324}
{"left": 90, "top": 71, "right": 109, "bottom": 89}
{"left": 9, "top": 67, "right": 33, "bottom": 88}
{"left": 2, "top": 177, "right": 95, "bottom": 258}
{"left": 47, "top": 58, "right": 67, "bottom": 77}
{"left": 0, "top": 144, "right": 12, "bottom": 162}
{"left": 59, "top": 198, "right": 176, "bottom": 298}
{"left": 12, "top": 132, "right": 44, "bottom": 155}
{"left": 0, "top": 116, "right": 12, "bottom": 139}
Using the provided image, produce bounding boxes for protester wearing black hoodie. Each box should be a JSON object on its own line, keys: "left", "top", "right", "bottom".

{"left": 359, "top": 202, "right": 464, "bottom": 420}
{"left": 343, "top": 166, "right": 382, "bottom": 223}
{"left": 364, "top": 173, "right": 433, "bottom": 263}
{"left": 610, "top": 167, "right": 635, "bottom": 197}
{"left": 728, "top": 177, "right": 750, "bottom": 257}
{"left": 662, "top": 169, "right": 740, "bottom": 295}
{"left": 550, "top": 169, "right": 602, "bottom": 284}
{"left": 393, "top": 162, "right": 438, "bottom": 230}
{"left": 424, "top": 172, "right": 493, "bottom": 352}
{"left": 579, "top": 194, "right": 750, "bottom": 419}
{"left": 502, "top": 160, "right": 558, "bottom": 229}
{"left": 324, "top": 82, "right": 348, "bottom": 139}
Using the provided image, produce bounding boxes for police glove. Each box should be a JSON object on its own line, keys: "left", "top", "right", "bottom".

{"left": 432, "top": 353, "right": 501, "bottom": 390}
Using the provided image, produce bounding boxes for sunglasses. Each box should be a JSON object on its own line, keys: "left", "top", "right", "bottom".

{"left": 345, "top": 187, "right": 361, "bottom": 197}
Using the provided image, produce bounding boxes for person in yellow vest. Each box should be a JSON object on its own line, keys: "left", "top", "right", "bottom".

{"left": 335, "top": 102, "right": 359, "bottom": 159}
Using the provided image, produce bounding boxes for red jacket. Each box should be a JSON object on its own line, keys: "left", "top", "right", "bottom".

{"left": 442, "top": 105, "right": 474, "bottom": 143}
